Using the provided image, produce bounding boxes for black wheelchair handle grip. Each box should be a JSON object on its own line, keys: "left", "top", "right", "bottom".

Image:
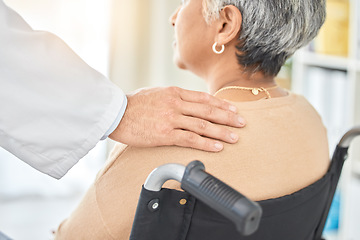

{"left": 181, "top": 161, "right": 262, "bottom": 236}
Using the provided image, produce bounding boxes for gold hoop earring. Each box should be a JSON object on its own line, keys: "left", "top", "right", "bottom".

{"left": 212, "top": 42, "right": 225, "bottom": 54}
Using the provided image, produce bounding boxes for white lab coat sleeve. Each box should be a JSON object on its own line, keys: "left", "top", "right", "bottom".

{"left": 0, "top": 1, "right": 127, "bottom": 179}
{"left": 100, "top": 104, "right": 126, "bottom": 140}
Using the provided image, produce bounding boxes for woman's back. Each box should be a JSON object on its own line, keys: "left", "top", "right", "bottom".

{"left": 104, "top": 93, "right": 329, "bottom": 200}
{"left": 54, "top": 0, "right": 330, "bottom": 238}
{"left": 55, "top": 93, "right": 329, "bottom": 239}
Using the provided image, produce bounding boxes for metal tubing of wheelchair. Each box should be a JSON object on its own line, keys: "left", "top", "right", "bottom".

{"left": 338, "top": 126, "right": 360, "bottom": 148}
{"left": 143, "top": 161, "right": 262, "bottom": 236}
{"left": 144, "top": 164, "right": 186, "bottom": 191}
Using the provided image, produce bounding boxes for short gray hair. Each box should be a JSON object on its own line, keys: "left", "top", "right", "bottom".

{"left": 203, "top": 0, "right": 326, "bottom": 76}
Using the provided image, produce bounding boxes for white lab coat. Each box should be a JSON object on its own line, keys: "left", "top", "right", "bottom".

{"left": 0, "top": 1, "right": 127, "bottom": 179}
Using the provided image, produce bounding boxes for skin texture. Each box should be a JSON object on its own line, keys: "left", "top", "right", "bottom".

{"left": 112, "top": 0, "right": 291, "bottom": 152}
{"left": 110, "top": 0, "right": 326, "bottom": 152}
{"left": 108, "top": 2, "right": 256, "bottom": 152}
{"left": 109, "top": 87, "right": 245, "bottom": 152}
{"left": 170, "top": 0, "right": 288, "bottom": 97}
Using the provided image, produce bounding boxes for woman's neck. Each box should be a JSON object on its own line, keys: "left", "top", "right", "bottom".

{"left": 204, "top": 63, "right": 276, "bottom": 95}
{"left": 199, "top": 59, "right": 289, "bottom": 101}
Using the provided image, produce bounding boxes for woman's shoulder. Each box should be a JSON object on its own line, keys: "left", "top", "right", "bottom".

{"left": 95, "top": 143, "right": 129, "bottom": 180}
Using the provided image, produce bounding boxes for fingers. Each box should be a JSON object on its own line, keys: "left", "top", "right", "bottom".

{"left": 177, "top": 87, "right": 238, "bottom": 113}
{"left": 170, "top": 130, "right": 225, "bottom": 152}
{"left": 175, "top": 116, "right": 239, "bottom": 144}
{"left": 176, "top": 88, "right": 245, "bottom": 128}
{"left": 179, "top": 101, "right": 245, "bottom": 128}
{"left": 113, "top": 86, "right": 245, "bottom": 152}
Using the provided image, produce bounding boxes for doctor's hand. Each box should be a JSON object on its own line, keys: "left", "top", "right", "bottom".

{"left": 109, "top": 87, "right": 245, "bottom": 152}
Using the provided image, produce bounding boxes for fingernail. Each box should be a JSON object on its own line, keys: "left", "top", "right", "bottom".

{"left": 230, "top": 133, "right": 238, "bottom": 141}
{"left": 238, "top": 116, "right": 246, "bottom": 126}
{"left": 229, "top": 105, "right": 237, "bottom": 113}
{"left": 214, "top": 142, "right": 223, "bottom": 151}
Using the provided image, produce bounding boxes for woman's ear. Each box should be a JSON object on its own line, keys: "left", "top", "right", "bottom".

{"left": 215, "top": 5, "right": 242, "bottom": 46}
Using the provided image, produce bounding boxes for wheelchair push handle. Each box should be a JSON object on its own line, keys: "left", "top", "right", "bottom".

{"left": 338, "top": 126, "right": 360, "bottom": 148}
{"left": 181, "top": 161, "right": 262, "bottom": 236}
{"left": 144, "top": 160, "right": 262, "bottom": 236}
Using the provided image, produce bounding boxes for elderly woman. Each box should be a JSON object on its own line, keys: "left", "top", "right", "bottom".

{"left": 55, "top": 0, "right": 328, "bottom": 239}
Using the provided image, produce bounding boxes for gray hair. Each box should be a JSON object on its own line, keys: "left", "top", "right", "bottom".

{"left": 203, "top": 0, "right": 326, "bottom": 76}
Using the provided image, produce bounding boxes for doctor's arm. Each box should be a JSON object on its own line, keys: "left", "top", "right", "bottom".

{"left": 0, "top": 1, "right": 243, "bottom": 179}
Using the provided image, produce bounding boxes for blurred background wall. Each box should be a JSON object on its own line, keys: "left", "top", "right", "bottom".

{"left": 108, "top": 0, "right": 206, "bottom": 93}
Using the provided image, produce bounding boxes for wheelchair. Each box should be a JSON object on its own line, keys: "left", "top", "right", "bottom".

{"left": 130, "top": 126, "right": 360, "bottom": 240}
